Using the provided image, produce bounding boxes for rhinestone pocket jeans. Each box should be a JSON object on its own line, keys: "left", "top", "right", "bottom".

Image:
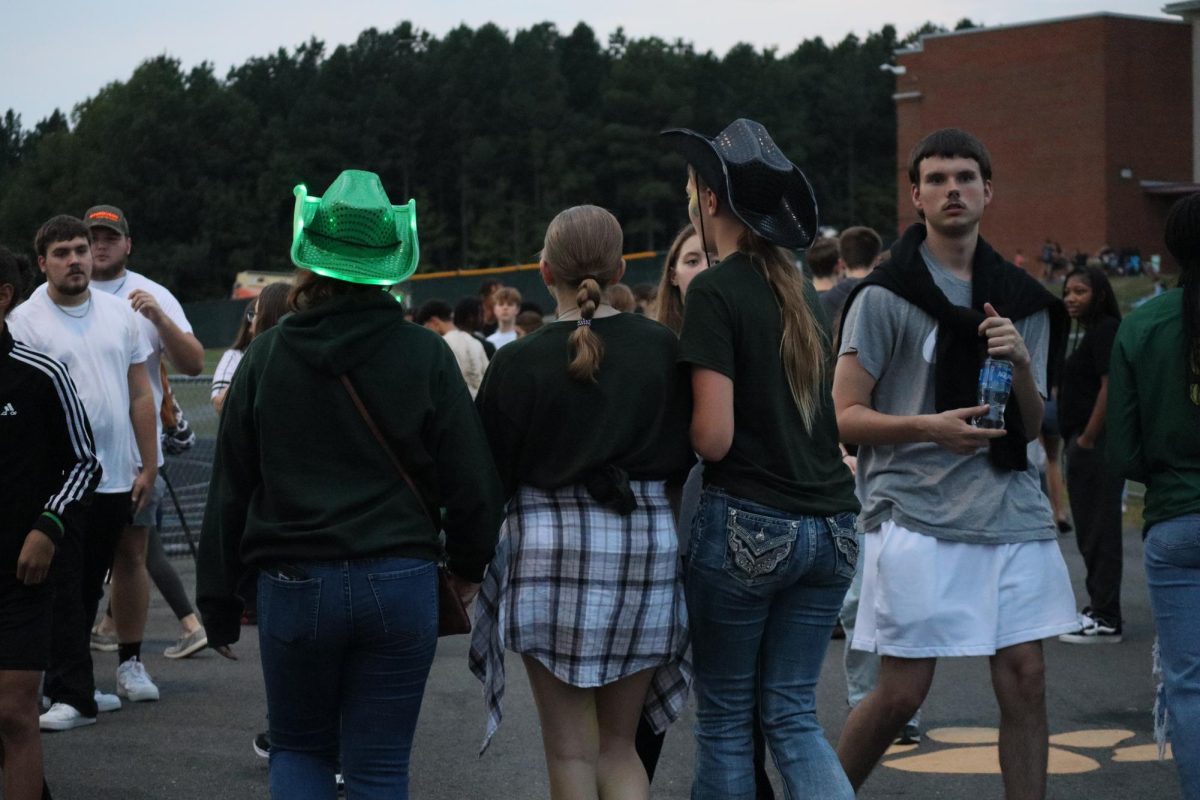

{"left": 685, "top": 487, "right": 856, "bottom": 800}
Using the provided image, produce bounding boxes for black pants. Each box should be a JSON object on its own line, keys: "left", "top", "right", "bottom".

{"left": 44, "top": 492, "right": 129, "bottom": 717}
{"left": 1066, "top": 437, "right": 1125, "bottom": 626}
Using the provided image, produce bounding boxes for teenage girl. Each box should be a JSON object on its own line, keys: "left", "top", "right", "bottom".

{"left": 665, "top": 119, "right": 859, "bottom": 798}
{"left": 471, "top": 205, "right": 693, "bottom": 799}
{"left": 653, "top": 222, "right": 709, "bottom": 335}
{"left": 1057, "top": 266, "right": 1125, "bottom": 643}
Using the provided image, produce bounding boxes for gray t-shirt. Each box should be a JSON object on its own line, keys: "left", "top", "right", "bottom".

{"left": 839, "top": 245, "right": 1055, "bottom": 544}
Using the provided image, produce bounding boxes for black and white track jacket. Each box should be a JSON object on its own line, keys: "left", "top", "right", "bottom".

{"left": 0, "top": 324, "right": 101, "bottom": 570}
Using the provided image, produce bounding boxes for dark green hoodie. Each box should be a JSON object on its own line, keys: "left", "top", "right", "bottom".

{"left": 197, "top": 290, "right": 504, "bottom": 647}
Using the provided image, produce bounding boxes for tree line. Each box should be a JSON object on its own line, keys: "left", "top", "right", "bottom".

{"left": 0, "top": 19, "right": 973, "bottom": 301}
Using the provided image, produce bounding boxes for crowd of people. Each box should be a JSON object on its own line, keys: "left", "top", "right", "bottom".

{"left": 0, "top": 121, "right": 1197, "bottom": 800}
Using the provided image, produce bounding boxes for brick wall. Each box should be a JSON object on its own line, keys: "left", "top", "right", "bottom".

{"left": 895, "top": 15, "right": 1191, "bottom": 270}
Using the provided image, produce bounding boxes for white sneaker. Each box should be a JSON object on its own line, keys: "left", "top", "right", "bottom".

{"left": 40, "top": 702, "right": 96, "bottom": 731}
{"left": 116, "top": 658, "right": 161, "bottom": 702}
{"left": 94, "top": 689, "right": 122, "bottom": 713}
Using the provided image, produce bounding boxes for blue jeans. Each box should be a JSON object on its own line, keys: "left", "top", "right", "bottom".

{"left": 685, "top": 488, "right": 856, "bottom": 799}
{"left": 1144, "top": 514, "right": 1200, "bottom": 799}
{"left": 257, "top": 557, "right": 438, "bottom": 800}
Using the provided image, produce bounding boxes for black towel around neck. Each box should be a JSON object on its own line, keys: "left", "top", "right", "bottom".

{"left": 839, "top": 223, "right": 1067, "bottom": 471}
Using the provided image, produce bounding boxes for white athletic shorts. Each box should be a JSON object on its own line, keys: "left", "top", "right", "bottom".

{"left": 851, "top": 520, "right": 1077, "bottom": 658}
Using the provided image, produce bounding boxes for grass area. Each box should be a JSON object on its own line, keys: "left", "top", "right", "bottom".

{"left": 1107, "top": 274, "right": 1160, "bottom": 316}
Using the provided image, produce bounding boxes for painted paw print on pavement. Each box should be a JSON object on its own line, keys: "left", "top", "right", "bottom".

{"left": 882, "top": 727, "right": 1174, "bottom": 774}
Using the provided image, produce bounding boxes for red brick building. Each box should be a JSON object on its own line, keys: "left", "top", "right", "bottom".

{"left": 892, "top": 13, "right": 1194, "bottom": 271}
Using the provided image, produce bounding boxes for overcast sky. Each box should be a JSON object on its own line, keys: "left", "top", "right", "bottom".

{"left": 2, "top": 1, "right": 1175, "bottom": 128}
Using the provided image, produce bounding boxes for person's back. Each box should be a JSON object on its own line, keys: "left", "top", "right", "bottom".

{"left": 469, "top": 205, "right": 693, "bottom": 797}
{"left": 664, "top": 118, "right": 859, "bottom": 799}
{"left": 197, "top": 170, "right": 504, "bottom": 800}
{"left": 440, "top": 327, "right": 488, "bottom": 398}
{"left": 1107, "top": 193, "right": 1200, "bottom": 799}
{"left": 478, "top": 313, "right": 691, "bottom": 495}
{"left": 683, "top": 255, "right": 854, "bottom": 514}
{"left": 208, "top": 289, "right": 501, "bottom": 575}
{"left": 1109, "top": 289, "right": 1200, "bottom": 525}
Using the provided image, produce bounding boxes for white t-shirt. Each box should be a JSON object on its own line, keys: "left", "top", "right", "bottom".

{"left": 92, "top": 270, "right": 195, "bottom": 466}
{"left": 486, "top": 328, "right": 519, "bottom": 350}
{"left": 9, "top": 286, "right": 151, "bottom": 492}
{"left": 211, "top": 348, "right": 244, "bottom": 399}
{"left": 443, "top": 329, "right": 488, "bottom": 399}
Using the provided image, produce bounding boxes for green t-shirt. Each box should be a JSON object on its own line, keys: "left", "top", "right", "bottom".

{"left": 678, "top": 252, "right": 859, "bottom": 517}
{"left": 1107, "top": 289, "right": 1200, "bottom": 531}
{"left": 476, "top": 313, "right": 694, "bottom": 499}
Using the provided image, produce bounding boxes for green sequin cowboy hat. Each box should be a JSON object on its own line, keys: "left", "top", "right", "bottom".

{"left": 290, "top": 170, "right": 419, "bottom": 285}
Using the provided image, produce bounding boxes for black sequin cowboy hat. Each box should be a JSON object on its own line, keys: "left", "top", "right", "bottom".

{"left": 660, "top": 118, "right": 819, "bottom": 249}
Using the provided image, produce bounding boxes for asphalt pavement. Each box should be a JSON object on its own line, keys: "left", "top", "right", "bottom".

{"left": 40, "top": 521, "right": 1182, "bottom": 799}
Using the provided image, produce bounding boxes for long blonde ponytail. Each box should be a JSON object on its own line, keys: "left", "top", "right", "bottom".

{"left": 739, "top": 229, "right": 829, "bottom": 432}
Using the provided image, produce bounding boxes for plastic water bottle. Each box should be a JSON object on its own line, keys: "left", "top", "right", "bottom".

{"left": 974, "top": 357, "right": 1013, "bottom": 429}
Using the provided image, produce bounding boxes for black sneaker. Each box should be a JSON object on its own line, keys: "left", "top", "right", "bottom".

{"left": 253, "top": 731, "right": 271, "bottom": 759}
{"left": 1059, "top": 610, "right": 1122, "bottom": 644}
{"left": 894, "top": 721, "right": 921, "bottom": 745}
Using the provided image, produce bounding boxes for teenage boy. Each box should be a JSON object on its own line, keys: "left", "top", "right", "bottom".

{"left": 807, "top": 236, "right": 841, "bottom": 295}
{"left": 833, "top": 129, "right": 1074, "bottom": 799}
{"left": 415, "top": 299, "right": 489, "bottom": 398}
{"left": 486, "top": 287, "right": 521, "bottom": 350}
{"left": 8, "top": 215, "right": 156, "bottom": 730}
{"left": 821, "top": 226, "right": 883, "bottom": 328}
{"left": 85, "top": 204, "right": 207, "bottom": 675}
{"left": 0, "top": 246, "right": 100, "bottom": 799}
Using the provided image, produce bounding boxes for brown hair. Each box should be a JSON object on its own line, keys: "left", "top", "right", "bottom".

{"left": 254, "top": 281, "right": 291, "bottom": 336}
{"left": 229, "top": 305, "right": 254, "bottom": 351}
{"left": 542, "top": 205, "right": 624, "bottom": 382}
{"left": 654, "top": 223, "right": 699, "bottom": 335}
{"left": 838, "top": 226, "right": 883, "bottom": 270}
{"left": 287, "top": 268, "right": 376, "bottom": 312}
{"left": 515, "top": 310, "right": 544, "bottom": 335}
{"left": 741, "top": 229, "right": 829, "bottom": 432}
{"left": 493, "top": 286, "right": 522, "bottom": 306}
{"left": 604, "top": 282, "right": 635, "bottom": 312}
{"left": 806, "top": 238, "right": 840, "bottom": 278}
{"left": 34, "top": 215, "right": 90, "bottom": 258}
{"left": 907, "top": 128, "right": 992, "bottom": 184}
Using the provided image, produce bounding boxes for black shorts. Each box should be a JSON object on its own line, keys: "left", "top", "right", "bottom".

{"left": 84, "top": 491, "right": 133, "bottom": 568}
{"left": 0, "top": 575, "right": 54, "bottom": 670}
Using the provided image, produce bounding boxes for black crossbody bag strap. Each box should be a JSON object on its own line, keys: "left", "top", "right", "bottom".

{"left": 339, "top": 373, "right": 440, "bottom": 533}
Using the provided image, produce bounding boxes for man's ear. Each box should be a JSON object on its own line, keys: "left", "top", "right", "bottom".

{"left": 37, "top": 255, "right": 48, "bottom": 274}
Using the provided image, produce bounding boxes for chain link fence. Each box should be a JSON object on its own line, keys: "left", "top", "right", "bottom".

{"left": 160, "top": 375, "right": 217, "bottom": 558}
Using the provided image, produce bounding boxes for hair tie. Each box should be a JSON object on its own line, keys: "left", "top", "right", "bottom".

{"left": 576, "top": 318, "right": 591, "bottom": 328}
